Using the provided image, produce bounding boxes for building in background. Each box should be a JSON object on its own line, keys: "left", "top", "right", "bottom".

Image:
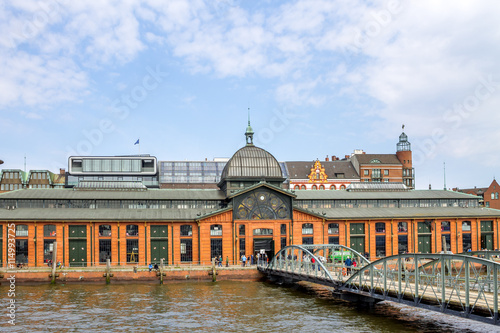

{"left": 483, "top": 179, "right": 500, "bottom": 209}
{"left": 0, "top": 169, "right": 24, "bottom": 192}
{"left": 288, "top": 130, "right": 415, "bottom": 190}
{"left": 1, "top": 131, "right": 413, "bottom": 192}
{"left": 0, "top": 169, "right": 66, "bottom": 193}
{"left": 287, "top": 159, "right": 359, "bottom": 190}
{"left": 453, "top": 179, "right": 500, "bottom": 209}
{"left": 66, "top": 155, "right": 159, "bottom": 190}
{"left": 453, "top": 186, "right": 488, "bottom": 207}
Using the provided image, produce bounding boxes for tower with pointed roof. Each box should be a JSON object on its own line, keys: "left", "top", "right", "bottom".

{"left": 396, "top": 125, "right": 414, "bottom": 189}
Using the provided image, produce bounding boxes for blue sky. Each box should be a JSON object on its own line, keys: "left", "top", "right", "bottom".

{"left": 1, "top": 0, "right": 500, "bottom": 190}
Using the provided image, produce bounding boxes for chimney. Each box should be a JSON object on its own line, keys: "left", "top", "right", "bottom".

{"left": 345, "top": 155, "right": 350, "bottom": 159}
{"left": 325, "top": 155, "right": 329, "bottom": 161}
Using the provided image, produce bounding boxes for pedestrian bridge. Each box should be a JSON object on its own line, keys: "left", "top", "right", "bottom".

{"left": 257, "top": 244, "right": 500, "bottom": 326}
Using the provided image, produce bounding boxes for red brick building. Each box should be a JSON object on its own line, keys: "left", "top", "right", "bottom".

{"left": 484, "top": 179, "right": 500, "bottom": 209}
{"left": 288, "top": 130, "right": 415, "bottom": 190}
{"left": 0, "top": 125, "right": 498, "bottom": 268}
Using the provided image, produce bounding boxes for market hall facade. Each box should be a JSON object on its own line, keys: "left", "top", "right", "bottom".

{"left": 1, "top": 127, "right": 500, "bottom": 267}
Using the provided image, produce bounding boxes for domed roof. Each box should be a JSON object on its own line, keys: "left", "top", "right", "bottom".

{"left": 220, "top": 145, "right": 283, "bottom": 180}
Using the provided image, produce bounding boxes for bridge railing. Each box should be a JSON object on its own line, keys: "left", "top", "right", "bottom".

{"left": 341, "top": 253, "right": 500, "bottom": 324}
{"left": 261, "top": 244, "right": 371, "bottom": 285}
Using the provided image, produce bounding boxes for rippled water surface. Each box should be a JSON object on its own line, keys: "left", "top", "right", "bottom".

{"left": 0, "top": 281, "right": 494, "bottom": 332}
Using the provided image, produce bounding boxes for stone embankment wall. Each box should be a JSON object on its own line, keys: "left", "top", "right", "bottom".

{"left": 0, "top": 266, "right": 263, "bottom": 284}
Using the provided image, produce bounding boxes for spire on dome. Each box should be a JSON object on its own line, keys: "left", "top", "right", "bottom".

{"left": 245, "top": 108, "right": 254, "bottom": 146}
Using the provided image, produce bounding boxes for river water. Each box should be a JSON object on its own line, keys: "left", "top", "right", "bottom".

{"left": 0, "top": 280, "right": 494, "bottom": 332}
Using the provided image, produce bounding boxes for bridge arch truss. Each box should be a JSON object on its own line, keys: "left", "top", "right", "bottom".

{"left": 340, "top": 252, "right": 500, "bottom": 325}
{"left": 261, "top": 245, "right": 500, "bottom": 326}
{"left": 262, "top": 244, "right": 370, "bottom": 287}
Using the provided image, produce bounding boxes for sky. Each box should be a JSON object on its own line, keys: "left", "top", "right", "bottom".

{"left": 1, "top": 0, "right": 500, "bottom": 190}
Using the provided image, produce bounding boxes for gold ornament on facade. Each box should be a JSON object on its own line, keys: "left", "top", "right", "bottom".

{"left": 308, "top": 160, "right": 328, "bottom": 183}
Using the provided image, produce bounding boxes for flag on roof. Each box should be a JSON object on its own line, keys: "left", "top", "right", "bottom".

{"left": 134, "top": 139, "right": 139, "bottom": 145}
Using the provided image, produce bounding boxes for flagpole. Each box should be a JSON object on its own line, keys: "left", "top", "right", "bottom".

{"left": 138, "top": 138, "right": 140, "bottom": 155}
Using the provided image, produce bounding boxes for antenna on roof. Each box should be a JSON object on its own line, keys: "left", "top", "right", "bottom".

{"left": 443, "top": 161, "right": 446, "bottom": 191}
{"left": 24, "top": 154, "right": 26, "bottom": 173}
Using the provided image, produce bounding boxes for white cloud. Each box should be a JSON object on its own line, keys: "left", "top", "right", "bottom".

{"left": 1, "top": 0, "right": 500, "bottom": 172}
{"left": 20, "top": 111, "right": 43, "bottom": 119}
{"left": 0, "top": 50, "right": 88, "bottom": 108}
{"left": 332, "top": 1, "right": 500, "bottom": 162}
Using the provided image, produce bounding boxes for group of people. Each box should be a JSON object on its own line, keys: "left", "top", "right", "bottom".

{"left": 343, "top": 257, "right": 358, "bottom": 275}
{"left": 43, "top": 260, "right": 63, "bottom": 268}
{"left": 214, "top": 256, "right": 229, "bottom": 267}
{"left": 240, "top": 253, "right": 267, "bottom": 267}
{"left": 148, "top": 263, "right": 160, "bottom": 272}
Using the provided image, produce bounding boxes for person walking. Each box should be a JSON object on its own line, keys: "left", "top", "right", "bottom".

{"left": 226, "top": 256, "right": 229, "bottom": 267}
{"left": 344, "top": 257, "right": 352, "bottom": 275}
{"left": 241, "top": 254, "right": 247, "bottom": 267}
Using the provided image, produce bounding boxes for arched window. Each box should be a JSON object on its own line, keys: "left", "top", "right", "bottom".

{"left": 301, "top": 185, "right": 306, "bottom": 190}
{"left": 302, "top": 223, "right": 313, "bottom": 235}
{"left": 16, "top": 225, "right": 28, "bottom": 237}
{"left": 496, "top": 192, "right": 499, "bottom": 200}
{"left": 398, "top": 222, "right": 408, "bottom": 232}
{"left": 44, "top": 224, "right": 56, "bottom": 237}
{"left": 99, "top": 225, "right": 111, "bottom": 237}
{"left": 180, "top": 225, "right": 192, "bottom": 236}
{"left": 294, "top": 185, "right": 300, "bottom": 190}
{"left": 340, "top": 185, "right": 346, "bottom": 190}
{"left": 330, "top": 185, "right": 336, "bottom": 190}
{"left": 239, "top": 225, "right": 245, "bottom": 236}
{"left": 375, "top": 222, "right": 385, "bottom": 233}
{"left": 126, "top": 224, "right": 138, "bottom": 237}
{"left": 492, "top": 193, "right": 495, "bottom": 200}
{"left": 319, "top": 185, "right": 325, "bottom": 190}
{"left": 210, "top": 224, "right": 222, "bottom": 236}
{"left": 312, "top": 185, "right": 318, "bottom": 190}
{"left": 328, "top": 223, "right": 339, "bottom": 234}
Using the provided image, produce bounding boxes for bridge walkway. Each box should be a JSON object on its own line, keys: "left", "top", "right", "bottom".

{"left": 258, "top": 245, "right": 500, "bottom": 326}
